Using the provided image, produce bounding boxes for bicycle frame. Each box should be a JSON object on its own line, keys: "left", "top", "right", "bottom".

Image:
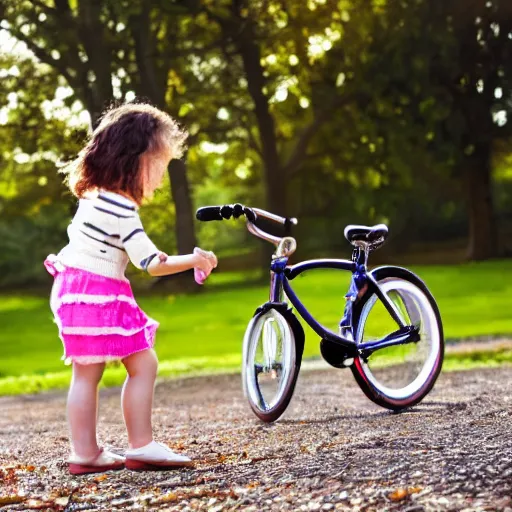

{"left": 196, "top": 204, "right": 447, "bottom": 421}
{"left": 195, "top": 203, "right": 422, "bottom": 365}
{"left": 268, "top": 253, "right": 420, "bottom": 360}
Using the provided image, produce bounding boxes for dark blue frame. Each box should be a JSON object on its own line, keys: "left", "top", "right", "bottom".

{"left": 269, "top": 256, "right": 420, "bottom": 359}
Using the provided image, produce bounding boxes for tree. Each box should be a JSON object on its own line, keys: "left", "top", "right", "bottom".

{"left": 0, "top": 0, "right": 198, "bottom": 260}
{"left": 192, "top": 0, "right": 365, "bottom": 218}
{"left": 339, "top": 0, "right": 512, "bottom": 260}
{"left": 0, "top": 52, "right": 85, "bottom": 286}
{"left": 447, "top": 0, "right": 512, "bottom": 259}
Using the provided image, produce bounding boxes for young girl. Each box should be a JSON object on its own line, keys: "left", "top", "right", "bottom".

{"left": 45, "top": 103, "right": 217, "bottom": 475}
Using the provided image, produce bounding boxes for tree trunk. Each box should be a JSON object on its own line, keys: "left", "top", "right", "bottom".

{"left": 466, "top": 144, "right": 497, "bottom": 260}
{"left": 169, "top": 159, "right": 197, "bottom": 255}
{"left": 165, "top": 159, "right": 198, "bottom": 291}
{"left": 128, "top": 7, "right": 198, "bottom": 283}
{"left": 154, "top": 159, "right": 198, "bottom": 291}
{"left": 78, "top": 0, "right": 114, "bottom": 126}
{"left": 231, "top": 9, "right": 284, "bottom": 215}
{"left": 231, "top": 11, "right": 285, "bottom": 269}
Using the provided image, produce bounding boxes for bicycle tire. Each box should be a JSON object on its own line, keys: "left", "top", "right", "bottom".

{"left": 242, "top": 304, "right": 304, "bottom": 423}
{"left": 350, "top": 266, "right": 444, "bottom": 411}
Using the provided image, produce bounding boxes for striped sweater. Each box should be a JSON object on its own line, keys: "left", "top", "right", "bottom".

{"left": 57, "top": 190, "right": 160, "bottom": 280}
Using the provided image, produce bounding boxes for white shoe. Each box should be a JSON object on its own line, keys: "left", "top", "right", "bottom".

{"left": 125, "top": 441, "right": 193, "bottom": 470}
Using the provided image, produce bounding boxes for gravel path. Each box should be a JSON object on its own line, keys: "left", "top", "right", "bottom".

{"left": 1, "top": 365, "right": 511, "bottom": 511}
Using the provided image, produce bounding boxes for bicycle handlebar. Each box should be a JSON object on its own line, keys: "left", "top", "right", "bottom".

{"left": 196, "top": 204, "right": 298, "bottom": 228}
{"left": 196, "top": 204, "right": 298, "bottom": 248}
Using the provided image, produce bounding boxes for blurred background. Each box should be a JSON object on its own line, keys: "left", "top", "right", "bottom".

{"left": 0, "top": 0, "right": 511, "bottom": 394}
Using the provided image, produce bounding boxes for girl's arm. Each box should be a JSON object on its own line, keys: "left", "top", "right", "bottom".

{"left": 119, "top": 212, "right": 216, "bottom": 277}
{"left": 147, "top": 249, "right": 217, "bottom": 277}
{"left": 146, "top": 253, "right": 199, "bottom": 277}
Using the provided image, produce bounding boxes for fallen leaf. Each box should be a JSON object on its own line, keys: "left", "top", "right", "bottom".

{"left": 408, "top": 486, "right": 422, "bottom": 495}
{"left": 0, "top": 495, "right": 25, "bottom": 506}
{"left": 152, "top": 492, "right": 178, "bottom": 504}
{"left": 389, "top": 488, "right": 408, "bottom": 502}
{"left": 93, "top": 474, "right": 108, "bottom": 483}
{"left": 0, "top": 467, "right": 18, "bottom": 484}
{"left": 26, "top": 499, "right": 49, "bottom": 509}
{"left": 250, "top": 456, "right": 270, "bottom": 463}
{"left": 55, "top": 497, "right": 70, "bottom": 506}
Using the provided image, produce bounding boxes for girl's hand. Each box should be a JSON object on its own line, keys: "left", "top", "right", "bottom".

{"left": 158, "top": 251, "right": 168, "bottom": 263}
{"left": 193, "top": 248, "right": 217, "bottom": 273}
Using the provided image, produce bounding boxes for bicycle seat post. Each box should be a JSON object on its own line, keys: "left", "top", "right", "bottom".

{"left": 352, "top": 246, "right": 369, "bottom": 268}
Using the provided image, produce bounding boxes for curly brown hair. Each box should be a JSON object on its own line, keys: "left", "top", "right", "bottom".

{"left": 62, "top": 103, "right": 188, "bottom": 205}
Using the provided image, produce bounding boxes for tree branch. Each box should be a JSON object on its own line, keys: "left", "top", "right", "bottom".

{"left": 200, "top": 5, "right": 230, "bottom": 27}
{"left": 77, "top": 0, "right": 114, "bottom": 124}
{"left": 247, "top": 128, "right": 263, "bottom": 156}
{"left": 128, "top": 5, "right": 166, "bottom": 107}
{"left": 29, "top": 0, "right": 57, "bottom": 14}
{"left": 283, "top": 94, "right": 358, "bottom": 179}
{"left": 53, "top": 0, "right": 72, "bottom": 14}
{"left": 6, "top": 26, "right": 76, "bottom": 87}
{"left": 11, "top": 4, "right": 85, "bottom": 89}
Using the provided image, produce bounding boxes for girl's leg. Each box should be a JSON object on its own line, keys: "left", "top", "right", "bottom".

{"left": 68, "top": 362, "right": 105, "bottom": 459}
{"left": 121, "top": 349, "right": 158, "bottom": 449}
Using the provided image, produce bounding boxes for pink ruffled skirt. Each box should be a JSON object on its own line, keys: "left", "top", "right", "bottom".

{"left": 45, "top": 256, "right": 158, "bottom": 365}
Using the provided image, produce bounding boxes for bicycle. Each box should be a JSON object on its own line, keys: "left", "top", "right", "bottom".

{"left": 196, "top": 203, "right": 444, "bottom": 423}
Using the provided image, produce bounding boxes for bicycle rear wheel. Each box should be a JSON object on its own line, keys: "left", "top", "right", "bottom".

{"left": 351, "top": 266, "right": 444, "bottom": 411}
{"left": 242, "top": 306, "right": 303, "bottom": 422}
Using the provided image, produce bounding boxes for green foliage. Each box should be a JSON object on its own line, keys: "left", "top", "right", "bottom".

{"left": 293, "top": 0, "right": 512, "bottom": 254}
{"left": 0, "top": 205, "right": 69, "bottom": 287}
{"left": 0, "top": 52, "right": 86, "bottom": 286}
{"left": 0, "top": 0, "right": 512, "bottom": 287}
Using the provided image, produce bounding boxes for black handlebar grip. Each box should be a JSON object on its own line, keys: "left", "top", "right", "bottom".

{"left": 243, "top": 207, "right": 257, "bottom": 222}
{"left": 196, "top": 204, "right": 258, "bottom": 223}
{"left": 196, "top": 206, "right": 223, "bottom": 221}
{"left": 232, "top": 203, "right": 244, "bottom": 218}
{"left": 220, "top": 204, "right": 233, "bottom": 219}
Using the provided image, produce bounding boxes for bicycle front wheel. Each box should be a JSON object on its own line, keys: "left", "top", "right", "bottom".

{"left": 351, "top": 266, "right": 444, "bottom": 411}
{"left": 242, "top": 307, "right": 303, "bottom": 423}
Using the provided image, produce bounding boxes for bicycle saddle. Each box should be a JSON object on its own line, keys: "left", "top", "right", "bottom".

{"left": 344, "top": 224, "right": 389, "bottom": 250}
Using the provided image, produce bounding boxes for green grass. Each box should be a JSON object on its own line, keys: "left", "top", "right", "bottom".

{"left": 0, "top": 354, "right": 243, "bottom": 396}
{"left": 443, "top": 347, "right": 512, "bottom": 371}
{"left": 0, "top": 346, "right": 509, "bottom": 397}
{"left": 1, "top": 259, "right": 512, "bottom": 395}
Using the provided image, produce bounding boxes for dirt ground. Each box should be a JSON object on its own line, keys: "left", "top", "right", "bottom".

{"left": 1, "top": 364, "right": 511, "bottom": 511}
